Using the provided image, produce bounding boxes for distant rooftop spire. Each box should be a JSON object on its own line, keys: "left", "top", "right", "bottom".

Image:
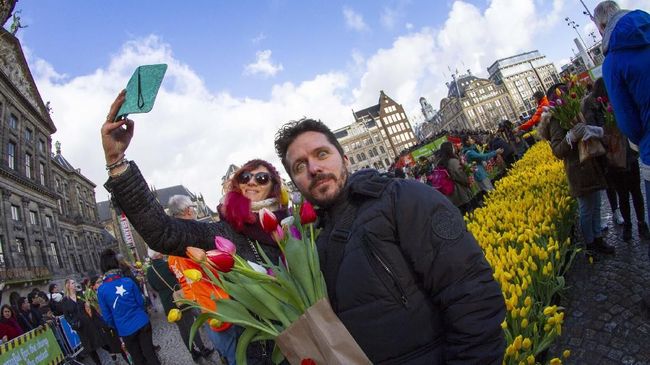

{"left": 55, "top": 141, "right": 61, "bottom": 155}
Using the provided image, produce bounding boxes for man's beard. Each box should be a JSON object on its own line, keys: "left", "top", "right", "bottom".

{"left": 306, "top": 167, "right": 349, "bottom": 208}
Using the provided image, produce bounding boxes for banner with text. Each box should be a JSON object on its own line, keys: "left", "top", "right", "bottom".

{"left": 0, "top": 325, "right": 64, "bottom": 365}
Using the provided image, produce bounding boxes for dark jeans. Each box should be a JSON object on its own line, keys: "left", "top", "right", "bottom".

{"left": 607, "top": 159, "right": 645, "bottom": 226}
{"left": 176, "top": 307, "right": 207, "bottom": 353}
{"left": 122, "top": 323, "right": 160, "bottom": 365}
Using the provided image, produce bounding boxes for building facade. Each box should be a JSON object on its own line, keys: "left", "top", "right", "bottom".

{"left": 487, "top": 50, "right": 560, "bottom": 118}
{"left": 438, "top": 72, "right": 518, "bottom": 132}
{"left": 335, "top": 91, "right": 417, "bottom": 172}
{"left": 0, "top": 27, "right": 113, "bottom": 286}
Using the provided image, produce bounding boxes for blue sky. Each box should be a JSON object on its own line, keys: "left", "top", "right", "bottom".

{"left": 9, "top": 0, "right": 649, "bottom": 207}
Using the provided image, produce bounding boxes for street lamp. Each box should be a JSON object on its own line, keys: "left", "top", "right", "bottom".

{"left": 565, "top": 16, "right": 595, "bottom": 65}
{"left": 578, "top": 0, "right": 595, "bottom": 20}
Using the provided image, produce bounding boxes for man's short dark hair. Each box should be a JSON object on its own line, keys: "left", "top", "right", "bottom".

{"left": 533, "top": 91, "right": 545, "bottom": 101}
{"left": 274, "top": 118, "right": 345, "bottom": 173}
{"left": 100, "top": 249, "right": 120, "bottom": 273}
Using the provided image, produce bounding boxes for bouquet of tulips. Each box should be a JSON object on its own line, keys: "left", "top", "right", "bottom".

{"left": 549, "top": 78, "right": 587, "bottom": 131}
{"left": 178, "top": 199, "right": 370, "bottom": 365}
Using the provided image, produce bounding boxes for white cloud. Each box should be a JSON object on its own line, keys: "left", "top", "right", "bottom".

{"left": 381, "top": 8, "right": 399, "bottom": 29}
{"left": 252, "top": 32, "right": 266, "bottom": 44}
{"left": 343, "top": 7, "right": 369, "bottom": 32}
{"left": 244, "top": 50, "right": 283, "bottom": 77}
{"left": 405, "top": 22, "right": 414, "bottom": 30}
{"left": 30, "top": 0, "right": 597, "bottom": 208}
{"left": 32, "top": 36, "right": 350, "bottom": 208}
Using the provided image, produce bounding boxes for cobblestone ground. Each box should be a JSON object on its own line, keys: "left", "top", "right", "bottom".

{"left": 549, "top": 197, "right": 650, "bottom": 364}
{"left": 82, "top": 297, "right": 224, "bottom": 365}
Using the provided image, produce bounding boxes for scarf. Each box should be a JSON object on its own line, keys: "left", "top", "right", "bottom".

{"left": 250, "top": 198, "right": 280, "bottom": 212}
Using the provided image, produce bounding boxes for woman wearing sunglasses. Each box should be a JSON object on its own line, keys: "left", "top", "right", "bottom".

{"left": 219, "top": 159, "right": 288, "bottom": 267}
{"left": 101, "top": 91, "right": 290, "bottom": 364}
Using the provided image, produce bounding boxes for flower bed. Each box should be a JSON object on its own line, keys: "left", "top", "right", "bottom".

{"left": 465, "top": 142, "right": 576, "bottom": 365}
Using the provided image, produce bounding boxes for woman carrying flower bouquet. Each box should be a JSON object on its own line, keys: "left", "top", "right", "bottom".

{"left": 100, "top": 91, "right": 288, "bottom": 364}
{"left": 548, "top": 83, "right": 616, "bottom": 254}
{"left": 582, "top": 78, "right": 649, "bottom": 242}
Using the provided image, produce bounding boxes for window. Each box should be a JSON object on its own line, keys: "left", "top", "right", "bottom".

{"left": 29, "top": 211, "right": 37, "bottom": 225}
{"left": 7, "top": 142, "right": 16, "bottom": 169}
{"left": 11, "top": 205, "right": 20, "bottom": 221}
{"left": 8, "top": 113, "right": 17, "bottom": 129}
{"left": 24, "top": 128, "right": 32, "bottom": 141}
{"left": 79, "top": 254, "right": 85, "bottom": 271}
{"left": 38, "top": 139, "right": 46, "bottom": 153}
{"left": 39, "top": 163, "right": 45, "bottom": 185}
{"left": 57, "top": 199, "right": 63, "bottom": 214}
{"left": 0, "top": 236, "right": 5, "bottom": 269}
{"left": 25, "top": 153, "right": 32, "bottom": 178}
{"left": 349, "top": 156, "right": 355, "bottom": 164}
{"left": 50, "top": 242, "right": 62, "bottom": 268}
{"left": 379, "top": 145, "right": 386, "bottom": 154}
{"left": 45, "top": 216, "right": 53, "bottom": 229}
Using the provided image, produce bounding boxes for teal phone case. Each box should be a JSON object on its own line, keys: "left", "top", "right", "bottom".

{"left": 115, "top": 64, "right": 167, "bottom": 120}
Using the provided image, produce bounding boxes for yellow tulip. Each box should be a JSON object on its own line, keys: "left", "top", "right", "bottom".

{"left": 167, "top": 308, "right": 182, "bottom": 323}
{"left": 183, "top": 269, "right": 203, "bottom": 282}
{"left": 522, "top": 337, "right": 531, "bottom": 350}
{"left": 550, "top": 358, "right": 562, "bottom": 365}
{"left": 527, "top": 355, "right": 535, "bottom": 365}
{"left": 563, "top": 349, "right": 571, "bottom": 358}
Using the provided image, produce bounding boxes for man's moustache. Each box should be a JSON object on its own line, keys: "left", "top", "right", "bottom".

{"left": 309, "top": 173, "right": 336, "bottom": 190}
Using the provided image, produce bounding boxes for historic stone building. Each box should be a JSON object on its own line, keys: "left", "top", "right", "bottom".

{"left": 0, "top": 25, "right": 114, "bottom": 286}
{"left": 98, "top": 185, "right": 215, "bottom": 262}
{"left": 487, "top": 50, "right": 560, "bottom": 118}
{"left": 438, "top": 72, "right": 518, "bottom": 132}
{"left": 337, "top": 91, "right": 417, "bottom": 171}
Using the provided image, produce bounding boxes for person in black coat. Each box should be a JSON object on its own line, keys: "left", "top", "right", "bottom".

{"left": 61, "top": 278, "right": 106, "bottom": 365}
{"left": 273, "top": 119, "right": 506, "bottom": 364}
{"left": 16, "top": 297, "right": 43, "bottom": 332}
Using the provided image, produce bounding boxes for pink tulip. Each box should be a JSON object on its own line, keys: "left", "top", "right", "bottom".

{"left": 271, "top": 225, "right": 284, "bottom": 243}
{"left": 259, "top": 208, "right": 279, "bottom": 233}
{"left": 607, "top": 105, "right": 613, "bottom": 113}
{"left": 214, "top": 236, "right": 236, "bottom": 255}
{"left": 596, "top": 96, "right": 603, "bottom": 103}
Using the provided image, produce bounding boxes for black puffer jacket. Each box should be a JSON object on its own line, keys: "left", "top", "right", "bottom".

{"left": 104, "top": 162, "right": 282, "bottom": 263}
{"left": 317, "top": 170, "right": 505, "bottom": 364}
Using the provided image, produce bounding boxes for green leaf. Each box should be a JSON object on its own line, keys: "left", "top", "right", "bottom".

{"left": 285, "top": 236, "right": 317, "bottom": 304}
{"left": 212, "top": 298, "right": 279, "bottom": 336}
{"left": 272, "top": 343, "right": 286, "bottom": 365}
{"left": 188, "top": 312, "right": 212, "bottom": 349}
{"left": 221, "top": 278, "right": 280, "bottom": 322}
{"left": 236, "top": 327, "right": 258, "bottom": 365}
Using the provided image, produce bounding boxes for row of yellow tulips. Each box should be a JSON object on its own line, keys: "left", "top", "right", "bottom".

{"left": 465, "top": 142, "right": 576, "bottom": 365}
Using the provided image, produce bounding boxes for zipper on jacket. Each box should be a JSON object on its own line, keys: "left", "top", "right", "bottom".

{"left": 363, "top": 238, "right": 409, "bottom": 307}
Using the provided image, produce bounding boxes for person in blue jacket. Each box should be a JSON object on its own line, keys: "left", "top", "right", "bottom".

{"left": 98, "top": 249, "right": 160, "bottom": 365}
{"left": 595, "top": 1, "right": 650, "bottom": 225}
{"left": 461, "top": 135, "right": 503, "bottom": 192}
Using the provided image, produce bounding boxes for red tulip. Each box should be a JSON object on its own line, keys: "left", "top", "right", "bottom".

{"left": 259, "top": 208, "right": 279, "bottom": 233}
{"left": 206, "top": 250, "right": 235, "bottom": 272}
{"left": 570, "top": 92, "right": 577, "bottom": 99}
{"left": 301, "top": 359, "right": 316, "bottom": 365}
{"left": 214, "top": 236, "right": 236, "bottom": 255}
{"left": 299, "top": 201, "right": 318, "bottom": 224}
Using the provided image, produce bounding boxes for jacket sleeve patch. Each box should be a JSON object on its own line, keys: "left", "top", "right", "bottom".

{"left": 431, "top": 206, "right": 465, "bottom": 241}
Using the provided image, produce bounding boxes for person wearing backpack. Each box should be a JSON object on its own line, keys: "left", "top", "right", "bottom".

{"left": 438, "top": 142, "right": 475, "bottom": 214}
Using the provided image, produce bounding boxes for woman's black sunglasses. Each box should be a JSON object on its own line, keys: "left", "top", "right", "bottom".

{"left": 238, "top": 172, "right": 271, "bottom": 185}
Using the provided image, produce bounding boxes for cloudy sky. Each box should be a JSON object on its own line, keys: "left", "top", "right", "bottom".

{"left": 11, "top": 0, "right": 649, "bottom": 208}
